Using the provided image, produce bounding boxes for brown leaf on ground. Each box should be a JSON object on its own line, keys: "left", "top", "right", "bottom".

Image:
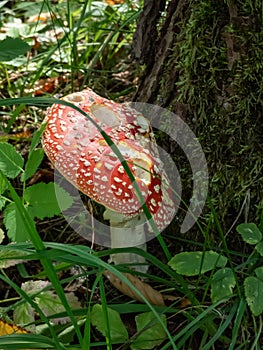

{"left": 105, "top": 0, "right": 125, "bottom": 5}
{"left": 104, "top": 270, "right": 190, "bottom": 307}
{"left": 104, "top": 270, "right": 164, "bottom": 305}
{"left": 162, "top": 294, "right": 191, "bottom": 308}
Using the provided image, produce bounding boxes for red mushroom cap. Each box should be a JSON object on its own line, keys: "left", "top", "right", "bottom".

{"left": 42, "top": 88, "right": 175, "bottom": 230}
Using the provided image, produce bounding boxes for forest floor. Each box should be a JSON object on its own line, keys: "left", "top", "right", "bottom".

{"left": 0, "top": 1, "right": 262, "bottom": 349}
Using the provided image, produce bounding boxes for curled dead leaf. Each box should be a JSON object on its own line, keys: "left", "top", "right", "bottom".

{"left": 104, "top": 271, "right": 190, "bottom": 307}
{"left": 104, "top": 270, "right": 164, "bottom": 305}
{"left": 105, "top": 0, "right": 125, "bottom": 5}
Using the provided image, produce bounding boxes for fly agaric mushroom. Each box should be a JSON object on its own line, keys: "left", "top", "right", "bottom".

{"left": 42, "top": 88, "right": 175, "bottom": 271}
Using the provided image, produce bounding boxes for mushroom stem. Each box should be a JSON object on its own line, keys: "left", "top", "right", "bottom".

{"left": 103, "top": 208, "right": 148, "bottom": 273}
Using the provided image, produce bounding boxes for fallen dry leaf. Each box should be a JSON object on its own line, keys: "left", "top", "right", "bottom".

{"left": 104, "top": 270, "right": 190, "bottom": 307}
{"left": 105, "top": 0, "right": 125, "bottom": 5}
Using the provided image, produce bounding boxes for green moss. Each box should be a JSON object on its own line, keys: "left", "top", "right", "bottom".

{"left": 160, "top": 0, "right": 263, "bottom": 228}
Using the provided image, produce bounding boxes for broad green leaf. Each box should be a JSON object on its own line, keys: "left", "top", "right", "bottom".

{"left": 0, "top": 143, "right": 24, "bottom": 178}
{"left": 0, "top": 172, "right": 8, "bottom": 194}
{"left": 3, "top": 202, "right": 31, "bottom": 241}
{"left": 255, "top": 267, "right": 263, "bottom": 282}
{"left": 0, "top": 195, "right": 5, "bottom": 211}
{"left": 20, "top": 280, "right": 81, "bottom": 325}
{"left": 3, "top": 19, "right": 31, "bottom": 38}
{"left": 0, "top": 195, "right": 6, "bottom": 210}
{"left": 36, "top": 290, "right": 81, "bottom": 324}
{"left": 0, "top": 247, "right": 28, "bottom": 268}
{"left": 211, "top": 268, "right": 236, "bottom": 303}
{"left": 24, "top": 182, "right": 73, "bottom": 219}
{"left": 255, "top": 241, "right": 263, "bottom": 256}
{"left": 244, "top": 276, "right": 263, "bottom": 316}
{"left": 236, "top": 223, "right": 262, "bottom": 245}
{"left": 0, "top": 37, "right": 31, "bottom": 61}
{"left": 131, "top": 312, "right": 167, "bottom": 350}
{"left": 21, "top": 148, "right": 44, "bottom": 182}
{"left": 168, "top": 251, "right": 227, "bottom": 276}
{"left": 22, "top": 280, "right": 50, "bottom": 294}
{"left": 13, "top": 301, "right": 35, "bottom": 331}
{"left": 57, "top": 318, "right": 86, "bottom": 344}
{"left": 91, "top": 304, "right": 128, "bottom": 342}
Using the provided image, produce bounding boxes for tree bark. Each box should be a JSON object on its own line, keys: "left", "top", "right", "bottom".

{"left": 132, "top": 0, "right": 263, "bottom": 231}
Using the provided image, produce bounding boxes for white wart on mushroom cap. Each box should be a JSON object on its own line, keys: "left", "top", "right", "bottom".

{"left": 42, "top": 88, "right": 175, "bottom": 231}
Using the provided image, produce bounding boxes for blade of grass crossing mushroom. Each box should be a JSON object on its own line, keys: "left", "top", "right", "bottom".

{"left": 98, "top": 127, "right": 171, "bottom": 267}
{"left": 45, "top": 94, "right": 166, "bottom": 270}
{"left": 0, "top": 97, "right": 156, "bottom": 222}
{"left": 0, "top": 96, "right": 171, "bottom": 261}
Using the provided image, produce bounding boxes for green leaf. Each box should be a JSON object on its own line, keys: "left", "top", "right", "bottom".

{"left": 24, "top": 182, "right": 73, "bottom": 219}
{"left": 211, "top": 268, "right": 236, "bottom": 303}
{"left": 3, "top": 202, "right": 31, "bottom": 241}
{"left": 21, "top": 280, "right": 48, "bottom": 294}
{"left": 13, "top": 301, "right": 35, "bottom": 331}
{"left": 255, "top": 267, "right": 263, "bottom": 282}
{"left": 57, "top": 318, "right": 86, "bottom": 344}
{"left": 0, "top": 246, "right": 28, "bottom": 268}
{"left": 0, "top": 37, "right": 31, "bottom": 62}
{"left": 131, "top": 312, "right": 167, "bottom": 350}
{"left": 21, "top": 149, "right": 44, "bottom": 182}
{"left": 236, "top": 223, "right": 262, "bottom": 245}
{"left": 0, "top": 172, "right": 8, "bottom": 194}
{"left": 0, "top": 195, "right": 6, "bottom": 211}
{"left": 168, "top": 251, "right": 227, "bottom": 276}
{"left": 19, "top": 280, "right": 81, "bottom": 325}
{"left": 244, "top": 276, "right": 263, "bottom": 316}
{"left": 0, "top": 143, "right": 24, "bottom": 178}
{"left": 91, "top": 304, "right": 128, "bottom": 342}
{"left": 255, "top": 241, "right": 263, "bottom": 256}
{"left": 36, "top": 290, "right": 81, "bottom": 324}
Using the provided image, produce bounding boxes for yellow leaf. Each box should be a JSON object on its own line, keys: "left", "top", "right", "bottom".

{"left": 0, "top": 319, "right": 29, "bottom": 336}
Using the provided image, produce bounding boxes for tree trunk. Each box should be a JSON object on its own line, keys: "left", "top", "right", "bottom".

{"left": 132, "top": 0, "right": 263, "bottom": 232}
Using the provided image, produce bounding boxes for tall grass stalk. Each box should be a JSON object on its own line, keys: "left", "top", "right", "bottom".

{"left": 0, "top": 170, "right": 83, "bottom": 346}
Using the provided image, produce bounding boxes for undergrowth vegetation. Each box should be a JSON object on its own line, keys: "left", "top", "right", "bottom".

{"left": 0, "top": 1, "right": 262, "bottom": 349}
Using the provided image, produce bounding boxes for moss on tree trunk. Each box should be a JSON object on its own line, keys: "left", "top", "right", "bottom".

{"left": 132, "top": 0, "right": 263, "bottom": 232}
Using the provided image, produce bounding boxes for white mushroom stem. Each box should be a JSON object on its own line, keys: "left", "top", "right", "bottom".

{"left": 103, "top": 208, "right": 148, "bottom": 274}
